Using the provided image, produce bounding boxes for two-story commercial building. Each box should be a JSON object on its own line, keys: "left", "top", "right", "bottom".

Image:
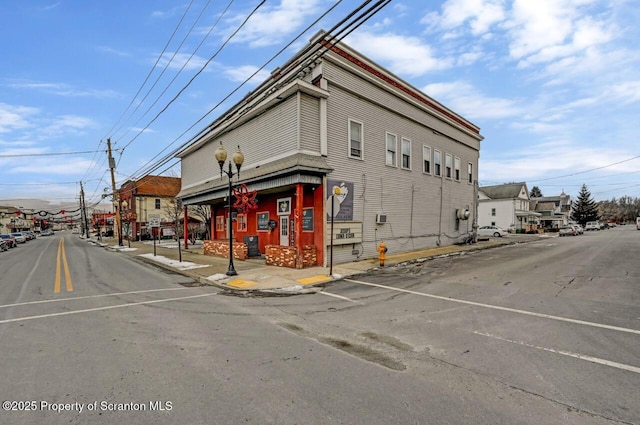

{"left": 118, "top": 175, "right": 182, "bottom": 240}
{"left": 177, "top": 31, "right": 483, "bottom": 267}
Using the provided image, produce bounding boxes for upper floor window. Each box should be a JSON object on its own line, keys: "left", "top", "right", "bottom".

{"left": 401, "top": 138, "right": 411, "bottom": 169}
{"left": 454, "top": 157, "right": 461, "bottom": 181}
{"left": 445, "top": 154, "right": 452, "bottom": 179}
{"left": 434, "top": 149, "right": 442, "bottom": 177}
{"left": 468, "top": 162, "right": 473, "bottom": 184}
{"left": 423, "top": 145, "right": 431, "bottom": 174}
{"left": 491, "top": 208, "right": 496, "bottom": 216}
{"left": 349, "top": 119, "right": 363, "bottom": 159}
{"left": 385, "top": 133, "right": 397, "bottom": 166}
{"left": 155, "top": 198, "right": 161, "bottom": 209}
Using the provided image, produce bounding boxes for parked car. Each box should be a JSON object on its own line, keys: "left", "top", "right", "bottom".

{"left": 41, "top": 229, "right": 54, "bottom": 236}
{"left": 0, "top": 239, "right": 7, "bottom": 252}
{"left": 10, "top": 232, "right": 27, "bottom": 243}
{"left": 569, "top": 224, "right": 583, "bottom": 235}
{"left": 559, "top": 225, "right": 577, "bottom": 236}
{"left": 0, "top": 234, "right": 18, "bottom": 248}
{"left": 22, "top": 231, "right": 35, "bottom": 240}
{"left": 477, "top": 225, "right": 508, "bottom": 237}
{"left": 585, "top": 221, "right": 600, "bottom": 231}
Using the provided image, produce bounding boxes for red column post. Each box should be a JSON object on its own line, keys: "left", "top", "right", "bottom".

{"left": 295, "top": 184, "right": 304, "bottom": 268}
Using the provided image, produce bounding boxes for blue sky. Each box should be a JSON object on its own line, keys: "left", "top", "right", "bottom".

{"left": 1, "top": 0, "right": 639, "bottom": 210}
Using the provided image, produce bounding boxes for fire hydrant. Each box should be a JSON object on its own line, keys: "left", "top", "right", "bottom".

{"left": 377, "top": 241, "right": 388, "bottom": 267}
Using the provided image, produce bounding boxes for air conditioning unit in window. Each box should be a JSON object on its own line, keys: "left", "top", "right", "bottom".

{"left": 376, "top": 213, "right": 387, "bottom": 224}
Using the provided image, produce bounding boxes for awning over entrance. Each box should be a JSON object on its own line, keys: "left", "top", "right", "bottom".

{"left": 178, "top": 153, "right": 333, "bottom": 205}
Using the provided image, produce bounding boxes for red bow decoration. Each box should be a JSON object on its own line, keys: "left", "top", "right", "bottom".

{"left": 232, "top": 183, "right": 258, "bottom": 212}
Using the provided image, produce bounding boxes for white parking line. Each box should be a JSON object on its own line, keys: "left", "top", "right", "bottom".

{"left": 0, "top": 287, "right": 191, "bottom": 310}
{"left": 0, "top": 292, "right": 217, "bottom": 324}
{"left": 318, "top": 291, "right": 363, "bottom": 304}
{"left": 475, "top": 331, "right": 640, "bottom": 374}
{"left": 344, "top": 279, "right": 640, "bottom": 336}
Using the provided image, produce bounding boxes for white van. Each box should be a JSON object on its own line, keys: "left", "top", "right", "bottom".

{"left": 585, "top": 221, "right": 600, "bottom": 231}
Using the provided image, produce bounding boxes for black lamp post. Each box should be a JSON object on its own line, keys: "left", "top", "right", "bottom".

{"left": 214, "top": 142, "right": 244, "bottom": 276}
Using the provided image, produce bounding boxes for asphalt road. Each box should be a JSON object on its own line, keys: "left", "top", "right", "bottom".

{"left": 0, "top": 228, "right": 638, "bottom": 424}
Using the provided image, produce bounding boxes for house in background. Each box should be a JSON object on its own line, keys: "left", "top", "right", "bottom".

{"left": 119, "top": 175, "right": 182, "bottom": 240}
{"left": 177, "top": 30, "right": 483, "bottom": 267}
{"left": 478, "top": 182, "right": 541, "bottom": 232}
{"left": 530, "top": 191, "right": 572, "bottom": 229}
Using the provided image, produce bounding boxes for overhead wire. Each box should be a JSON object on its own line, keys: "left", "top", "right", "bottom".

{"left": 111, "top": 0, "right": 217, "bottom": 144}
{"left": 125, "top": 0, "right": 347, "bottom": 181}
{"left": 117, "top": 0, "right": 265, "bottom": 153}
{"left": 102, "top": 0, "right": 198, "bottom": 141}
{"left": 126, "top": 0, "right": 388, "bottom": 183}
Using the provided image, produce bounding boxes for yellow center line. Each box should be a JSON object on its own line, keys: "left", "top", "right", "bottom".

{"left": 54, "top": 238, "right": 73, "bottom": 293}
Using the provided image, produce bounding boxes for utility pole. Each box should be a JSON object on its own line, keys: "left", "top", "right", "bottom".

{"left": 80, "top": 181, "right": 90, "bottom": 238}
{"left": 107, "top": 138, "right": 122, "bottom": 245}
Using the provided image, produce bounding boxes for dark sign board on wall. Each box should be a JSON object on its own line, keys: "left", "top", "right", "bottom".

{"left": 257, "top": 212, "right": 269, "bottom": 231}
{"left": 302, "top": 208, "right": 314, "bottom": 231}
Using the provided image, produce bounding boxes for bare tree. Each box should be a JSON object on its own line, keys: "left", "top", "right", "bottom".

{"left": 188, "top": 204, "right": 211, "bottom": 240}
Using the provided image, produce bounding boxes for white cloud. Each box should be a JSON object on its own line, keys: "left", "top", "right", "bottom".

{"left": 346, "top": 31, "right": 453, "bottom": 77}
{"left": 7, "top": 81, "right": 118, "bottom": 98}
{"left": 423, "top": 0, "right": 506, "bottom": 36}
{"left": 223, "top": 65, "right": 271, "bottom": 84}
{"left": 0, "top": 103, "right": 39, "bottom": 133}
{"left": 227, "top": 0, "right": 325, "bottom": 48}
{"left": 7, "top": 157, "right": 95, "bottom": 175}
{"left": 423, "top": 81, "right": 523, "bottom": 120}
{"left": 156, "top": 53, "right": 210, "bottom": 72}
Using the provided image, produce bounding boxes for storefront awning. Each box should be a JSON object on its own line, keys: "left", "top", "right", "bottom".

{"left": 178, "top": 153, "right": 333, "bottom": 205}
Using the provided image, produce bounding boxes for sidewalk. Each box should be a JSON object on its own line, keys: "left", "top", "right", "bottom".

{"left": 86, "top": 234, "right": 549, "bottom": 294}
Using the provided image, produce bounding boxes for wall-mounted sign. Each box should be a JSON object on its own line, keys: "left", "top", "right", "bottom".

{"left": 326, "top": 222, "right": 362, "bottom": 245}
{"left": 257, "top": 212, "right": 269, "bottom": 231}
{"left": 277, "top": 197, "right": 291, "bottom": 215}
{"left": 326, "top": 179, "right": 354, "bottom": 221}
{"left": 302, "top": 208, "right": 314, "bottom": 231}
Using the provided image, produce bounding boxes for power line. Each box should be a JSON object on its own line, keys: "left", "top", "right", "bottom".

{"left": 0, "top": 150, "right": 104, "bottom": 158}
{"left": 118, "top": 0, "right": 266, "bottom": 153}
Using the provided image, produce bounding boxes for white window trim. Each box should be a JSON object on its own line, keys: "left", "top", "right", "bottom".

{"left": 348, "top": 119, "right": 364, "bottom": 160}
{"left": 401, "top": 137, "right": 412, "bottom": 170}
{"left": 385, "top": 132, "right": 397, "bottom": 167}
{"left": 423, "top": 145, "right": 431, "bottom": 175}
{"left": 445, "top": 153, "right": 453, "bottom": 179}
{"left": 468, "top": 162, "right": 474, "bottom": 184}
{"left": 434, "top": 149, "right": 442, "bottom": 177}
{"left": 454, "top": 156, "right": 461, "bottom": 181}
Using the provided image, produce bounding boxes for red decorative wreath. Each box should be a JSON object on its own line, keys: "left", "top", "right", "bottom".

{"left": 232, "top": 183, "right": 258, "bottom": 212}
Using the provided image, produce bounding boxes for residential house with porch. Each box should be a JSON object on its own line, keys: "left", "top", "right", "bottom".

{"left": 176, "top": 30, "right": 483, "bottom": 267}
{"left": 530, "top": 191, "right": 572, "bottom": 230}
{"left": 478, "top": 182, "right": 541, "bottom": 233}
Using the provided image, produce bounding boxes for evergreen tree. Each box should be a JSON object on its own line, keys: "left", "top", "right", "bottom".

{"left": 529, "top": 186, "right": 543, "bottom": 198}
{"left": 571, "top": 184, "right": 599, "bottom": 225}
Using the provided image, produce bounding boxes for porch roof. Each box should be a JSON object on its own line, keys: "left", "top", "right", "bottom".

{"left": 177, "top": 153, "right": 333, "bottom": 205}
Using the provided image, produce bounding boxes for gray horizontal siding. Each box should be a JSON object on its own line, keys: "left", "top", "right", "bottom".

{"left": 181, "top": 95, "right": 299, "bottom": 189}
{"left": 299, "top": 93, "right": 320, "bottom": 152}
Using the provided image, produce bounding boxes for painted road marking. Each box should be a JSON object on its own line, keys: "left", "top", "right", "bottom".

{"left": 0, "top": 287, "right": 190, "bottom": 310}
{"left": 475, "top": 331, "right": 640, "bottom": 375}
{"left": 54, "top": 238, "right": 73, "bottom": 293}
{"left": 227, "top": 279, "right": 257, "bottom": 288}
{"left": 345, "top": 279, "right": 640, "bottom": 336}
{"left": 318, "top": 291, "right": 363, "bottom": 304}
{"left": 0, "top": 293, "right": 218, "bottom": 325}
{"left": 297, "top": 275, "right": 333, "bottom": 285}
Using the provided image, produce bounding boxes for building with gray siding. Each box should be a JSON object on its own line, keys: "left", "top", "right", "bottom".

{"left": 177, "top": 31, "right": 483, "bottom": 267}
